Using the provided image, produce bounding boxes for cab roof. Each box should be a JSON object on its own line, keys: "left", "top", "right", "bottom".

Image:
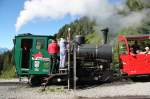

{"left": 15, "top": 33, "right": 53, "bottom": 38}
{"left": 118, "top": 34, "right": 150, "bottom": 41}
{"left": 125, "top": 35, "right": 150, "bottom": 40}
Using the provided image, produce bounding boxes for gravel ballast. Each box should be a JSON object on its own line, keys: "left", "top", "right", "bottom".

{"left": 0, "top": 79, "right": 150, "bottom": 99}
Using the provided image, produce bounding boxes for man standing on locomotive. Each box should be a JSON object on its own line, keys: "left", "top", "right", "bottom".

{"left": 48, "top": 39, "right": 59, "bottom": 74}
{"left": 59, "top": 38, "right": 67, "bottom": 69}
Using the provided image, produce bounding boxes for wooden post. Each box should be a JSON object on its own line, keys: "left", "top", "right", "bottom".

{"left": 67, "top": 27, "right": 71, "bottom": 90}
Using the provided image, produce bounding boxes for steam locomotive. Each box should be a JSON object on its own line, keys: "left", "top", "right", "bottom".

{"left": 13, "top": 28, "right": 113, "bottom": 86}
{"left": 73, "top": 29, "right": 113, "bottom": 82}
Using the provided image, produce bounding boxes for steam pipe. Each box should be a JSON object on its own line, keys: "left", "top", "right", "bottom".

{"left": 101, "top": 28, "right": 109, "bottom": 44}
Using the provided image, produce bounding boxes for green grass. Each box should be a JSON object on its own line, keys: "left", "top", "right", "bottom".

{"left": 0, "top": 65, "right": 16, "bottom": 79}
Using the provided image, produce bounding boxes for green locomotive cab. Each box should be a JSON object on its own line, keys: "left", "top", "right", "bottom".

{"left": 13, "top": 33, "right": 59, "bottom": 85}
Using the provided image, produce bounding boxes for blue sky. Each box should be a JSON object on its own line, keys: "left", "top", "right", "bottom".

{"left": 0, "top": 0, "right": 122, "bottom": 49}
{"left": 0, "top": 0, "right": 78, "bottom": 49}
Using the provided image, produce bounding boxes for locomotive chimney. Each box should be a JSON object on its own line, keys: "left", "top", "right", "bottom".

{"left": 101, "top": 28, "right": 109, "bottom": 44}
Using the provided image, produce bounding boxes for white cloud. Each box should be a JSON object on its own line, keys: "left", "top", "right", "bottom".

{"left": 15, "top": 0, "right": 119, "bottom": 31}
{"left": 15, "top": 0, "right": 150, "bottom": 33}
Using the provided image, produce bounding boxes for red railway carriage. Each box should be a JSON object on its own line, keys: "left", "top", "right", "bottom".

{"left": 118, "top": 34, "right": 150, "bottom": 76}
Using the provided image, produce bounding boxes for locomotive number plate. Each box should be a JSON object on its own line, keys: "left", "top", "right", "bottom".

{"left": 34, "top": 61, "right": 40, "bottom": 68}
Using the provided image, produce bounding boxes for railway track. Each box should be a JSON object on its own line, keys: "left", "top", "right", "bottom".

{"left": 0, "top": 75, "right": 150, "bottom": 89}
{"left": 0, "top": 81, "right": 28, "bottom": 86}
{"left": 0, "top": 79, "right": 28, "bottom": 86}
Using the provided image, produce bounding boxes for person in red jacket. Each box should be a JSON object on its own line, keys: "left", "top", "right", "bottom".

{"left": 48, "top": 39, "right": 59, "bottom": 74}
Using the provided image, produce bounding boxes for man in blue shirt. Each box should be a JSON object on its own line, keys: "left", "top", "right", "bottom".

{"left": 59, "top": 38, "right": 67, "bottom": 69}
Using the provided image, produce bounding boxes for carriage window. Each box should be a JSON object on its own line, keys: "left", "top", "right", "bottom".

{"left": 144, "top": 38, "right": 150, "bottom": 49}
{"left": 119, "top": 41, "right": 128, "bottom": 54}
{"left": 36, "top": 39, "right": 44, "bottom": 49}
{"left": 128, "top": 39, "right": 150, "bottom": 52}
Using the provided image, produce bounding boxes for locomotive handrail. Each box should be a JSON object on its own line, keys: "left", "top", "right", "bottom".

{"left": 118, "top": 35, "right": 130, "bottom": 55}
{"left": 18, "top": 48, "right": 22, "bottom": 74}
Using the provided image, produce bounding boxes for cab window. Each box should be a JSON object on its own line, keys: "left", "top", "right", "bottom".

{"left": 36, "top": 39, "right": 44, "bottom": 50}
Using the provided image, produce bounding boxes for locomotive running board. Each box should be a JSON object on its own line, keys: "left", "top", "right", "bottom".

{"left": 48, "top": 73, "right": 67, "bottom": 76}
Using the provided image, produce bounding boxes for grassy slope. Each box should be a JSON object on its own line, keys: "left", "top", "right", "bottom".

{"left": 0, "top": 65, "right": 16, "bottom": 79}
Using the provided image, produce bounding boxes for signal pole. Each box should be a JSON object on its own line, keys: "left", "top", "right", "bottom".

{"left": 67, "top": 27, "right": 71, "bottom": 90}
